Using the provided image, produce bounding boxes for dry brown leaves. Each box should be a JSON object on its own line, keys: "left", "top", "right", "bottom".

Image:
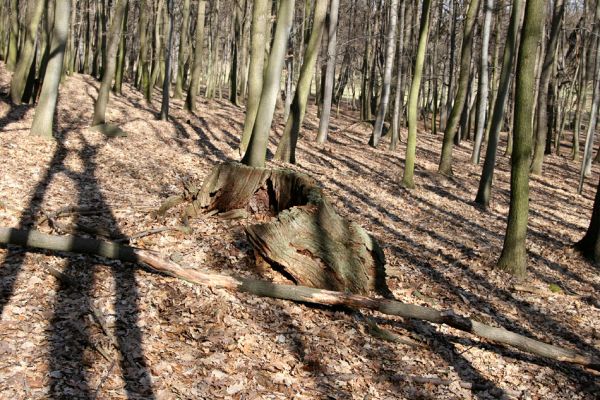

{"left": 0, "top": 63, "right": 598, "bottom": 399}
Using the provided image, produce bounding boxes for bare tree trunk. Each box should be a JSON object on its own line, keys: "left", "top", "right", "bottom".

{"left": 30, "top": 0, "right": 70, "bottom": 138}
{"left": 316, "top": 0, "right": 340, "bottom": 144}
{"left": 239, "top": 0, "right": 270, "bottom": 154}
{"left": 471, "top": 0, "right": 495, "bottom": 164}
{"left": 497, "top": 0, "right": 546, "bottom": 278}
{"left": 184, "top": 0, "right": 206, "bottom": 112}
{"left": 241, "top": 0, "right": 295, "bottom": 167}
{"left": 369, "top": 0, "right": 399, "bottom": 147}
{"left": 475, "top": 0, "right": 524, "bottom": 209}
{"left": 390, "top": 0, "right": 406, "bottom": 151}
{"left": 92, "top": 0, "right": 129, "bottom": 127}
{"left": 402, "top": 0, "right": 433, "bottom": 189}
{"left": 160, "top": 0, "right": 174, "bottom": 120}
{"left": 274, "top": 0, "right": 328, "bottom": 164}
{"left": 174, "top": 0, "right": 190, "bottom": 99}
{"left": 10, "top": 0, "right": 45, "bottom": 104}
{"left": 438, "top": 0, "right": 481, "bottom": 175}
{"left": 6, "top": 0, "right": 19, "bottom": 71}
{"left": 530, "top": 0, "right": 565, "bottom": 175}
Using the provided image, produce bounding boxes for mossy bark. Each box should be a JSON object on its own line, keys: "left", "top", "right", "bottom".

{"left": 402, "top": 0, "right": 433, "bottom": 189}
{"left": 497, "top": 0, "right": 545, "bottom": 278}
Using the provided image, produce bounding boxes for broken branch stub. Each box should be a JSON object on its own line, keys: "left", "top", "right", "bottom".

{"left": 193, "top": 162, "right": 388, "bottom": 295}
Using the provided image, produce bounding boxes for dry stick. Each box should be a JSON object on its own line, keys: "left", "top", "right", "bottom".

{"left": 0, "top": 226, "right": 598, "bottom": 372}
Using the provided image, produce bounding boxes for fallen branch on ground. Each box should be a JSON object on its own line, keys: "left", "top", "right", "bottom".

{"left": 0, "top": 226, "right": 598, "bottom": 372}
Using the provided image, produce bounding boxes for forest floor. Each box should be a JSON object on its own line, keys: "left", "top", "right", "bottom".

{"left": 0, "top": 63, "right": 599, "bottom": 400}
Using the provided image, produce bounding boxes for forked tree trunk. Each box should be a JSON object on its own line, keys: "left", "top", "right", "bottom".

{"left": 274, "top": 0, "right": 328, "bottom": 164}
{"left": 30, "top": 0, "right": 70, "bottom": 138}
{"left": 10, "top": 0, "right": 45, "bottom": 104}
{"left": 239, "top": 0, "right": 269, "bottom": 155}
{"left": 497, "top": 0, "right": 545, "bottom": 278}
{"left": 241, "top": 0, "right": 294, "bottom": 167}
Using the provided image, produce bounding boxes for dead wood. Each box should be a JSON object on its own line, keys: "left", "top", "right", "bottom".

{"left": 188, "top": 162, "right": 388, "bottom": 295}
{"left": 1, "top": 226, "right": 599, "bottom": 372}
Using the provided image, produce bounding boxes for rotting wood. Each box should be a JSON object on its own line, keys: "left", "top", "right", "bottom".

{"left": 0, "top": 226, "right": 599, "bottom": 372}
{"left": 172, "top": 162, "right": 388, "bottom": 295}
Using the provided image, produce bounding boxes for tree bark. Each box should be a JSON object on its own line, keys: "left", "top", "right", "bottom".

{"left": 390, "top": 0, "right": 406, "bottom": 151}
{"left": 316, "top": 0, "right": 340, "bottom": 144}
{"left": 92, "top": 0, "right": 129, "bottom": 127}
{"left": 530, "top": 0, "right": 565, "bottom": 175}
{"left": 471, "top": 0, "right": 495, "bottom": 164}
{"left": 475, "top": 0, "right": 524, "bottom": 209}
{"left": 497, "top": 0, "right": 546, "bottom": 278}
{"left": 437, "top": 0, "right": 481, "bottom": 176}
{"left": 239, "top": 0, "right": 269, "bottom": 155}
{"left": 402, "top": 0, "right": 433, "bottom": 189}
{"left": 369, "top": 0, "right": 399, "bottom": 148}
{"left": 174, "top": 0, "right": 191, "bottom": 99}
{"left": 6, "top": 0, "right": 19, "bottom": 71}
{"left": 30, "top": 0, "right": 70, "bottom": 138}
{"left": 274, "top": 0, "right": 328, "bottom": 164}
{"left": 10, "top": 0, "right": 45, "bottom": 104}
{"left": 240, "top": 0, "right": 294, "bottom": 167}
{"left": 184, "top": 0, "right": 207, "bottom": 112}
{"left": 159, "top": 0, "right": 175, "bottom": 120}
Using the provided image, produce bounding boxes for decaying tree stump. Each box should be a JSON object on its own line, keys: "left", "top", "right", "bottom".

{"left": 188, "top": 162, "right": 388, "bottom": 295}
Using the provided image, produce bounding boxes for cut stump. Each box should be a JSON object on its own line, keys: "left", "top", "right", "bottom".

{"left": 190, "top": 162, "right": 388, "bottom": 295}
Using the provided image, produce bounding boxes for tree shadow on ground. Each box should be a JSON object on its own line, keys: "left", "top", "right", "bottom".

{"left": 0, "top": 130, "right": 155, "bottom": 399}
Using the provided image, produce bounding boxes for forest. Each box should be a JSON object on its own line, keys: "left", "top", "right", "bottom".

{"left": 0, "top": 0, "right": 599, "bottom": 398}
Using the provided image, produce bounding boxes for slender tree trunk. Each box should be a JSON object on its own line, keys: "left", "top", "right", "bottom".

{"left": 30, "top": 0, "right": 70, "bottom": 138}
{"left": 239, "top": 0, "right": 269, "bottom": 155}
{"left": 139, "top": 0, "right": 151, "bottom": 101}
{"left": 160, "top": 0, "right": 174, "bottom": 120}
{"left": 241, "top": 0, "right": 295, "bottom": 167}
{"left": 7, "top": 0, "right": 19, "bottom": 71}
{"left": 174, "top": 0, "right": 190, "bottom": 99}
{"left": 274, "top": 0, "right": 328, "bottom": 164}
{"left": 316, "top": 0, "right": 340, "bottom": 144}
{"left": 530, "top": 0, "right": 565, "bottom": 175}
{"left": 579, "top": 43, "right": 600, "bottom": 192}
{"left": 113, "top": 1, "right": 129, "bottom": 95}
{"left": 390, "top": 0, "right": 406, "bottom": 151}
{"left": 10, "top": 0, "right": 45, "bottom": 104}
{"left": 471, "top": 0, "right": 495, "bottom": 164}
{"left": 184, "top": 0, "right": 206, "bottom": 113}
{"left": 149, "top": 0, "right": 164, "bottom": 98}
{"left": 438, "top": 0, "right": 481, "bottom": 175}
{"left": 229, "top": 0, "right": 242, "bottom": 105}
{"left": 497, "top": 0, "right": 546, "bottom": 278}
{"left": 83, "top": 0, "right": 91, "bottom": 74}
{"left": 92, "top": 0, "right": 129, "bottom": 126}
{"left": 369, "top": 0, "right": 399, "bottom": 147}
{"left": 402, "top": 0, "right": 433, "bottom": 189}
{"left": 475, "top": 0, "right": 524, "bottom": 209}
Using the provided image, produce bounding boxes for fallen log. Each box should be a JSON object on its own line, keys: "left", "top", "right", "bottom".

{"left": 1, "top": 226, "right": 598, "bottom": 372}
